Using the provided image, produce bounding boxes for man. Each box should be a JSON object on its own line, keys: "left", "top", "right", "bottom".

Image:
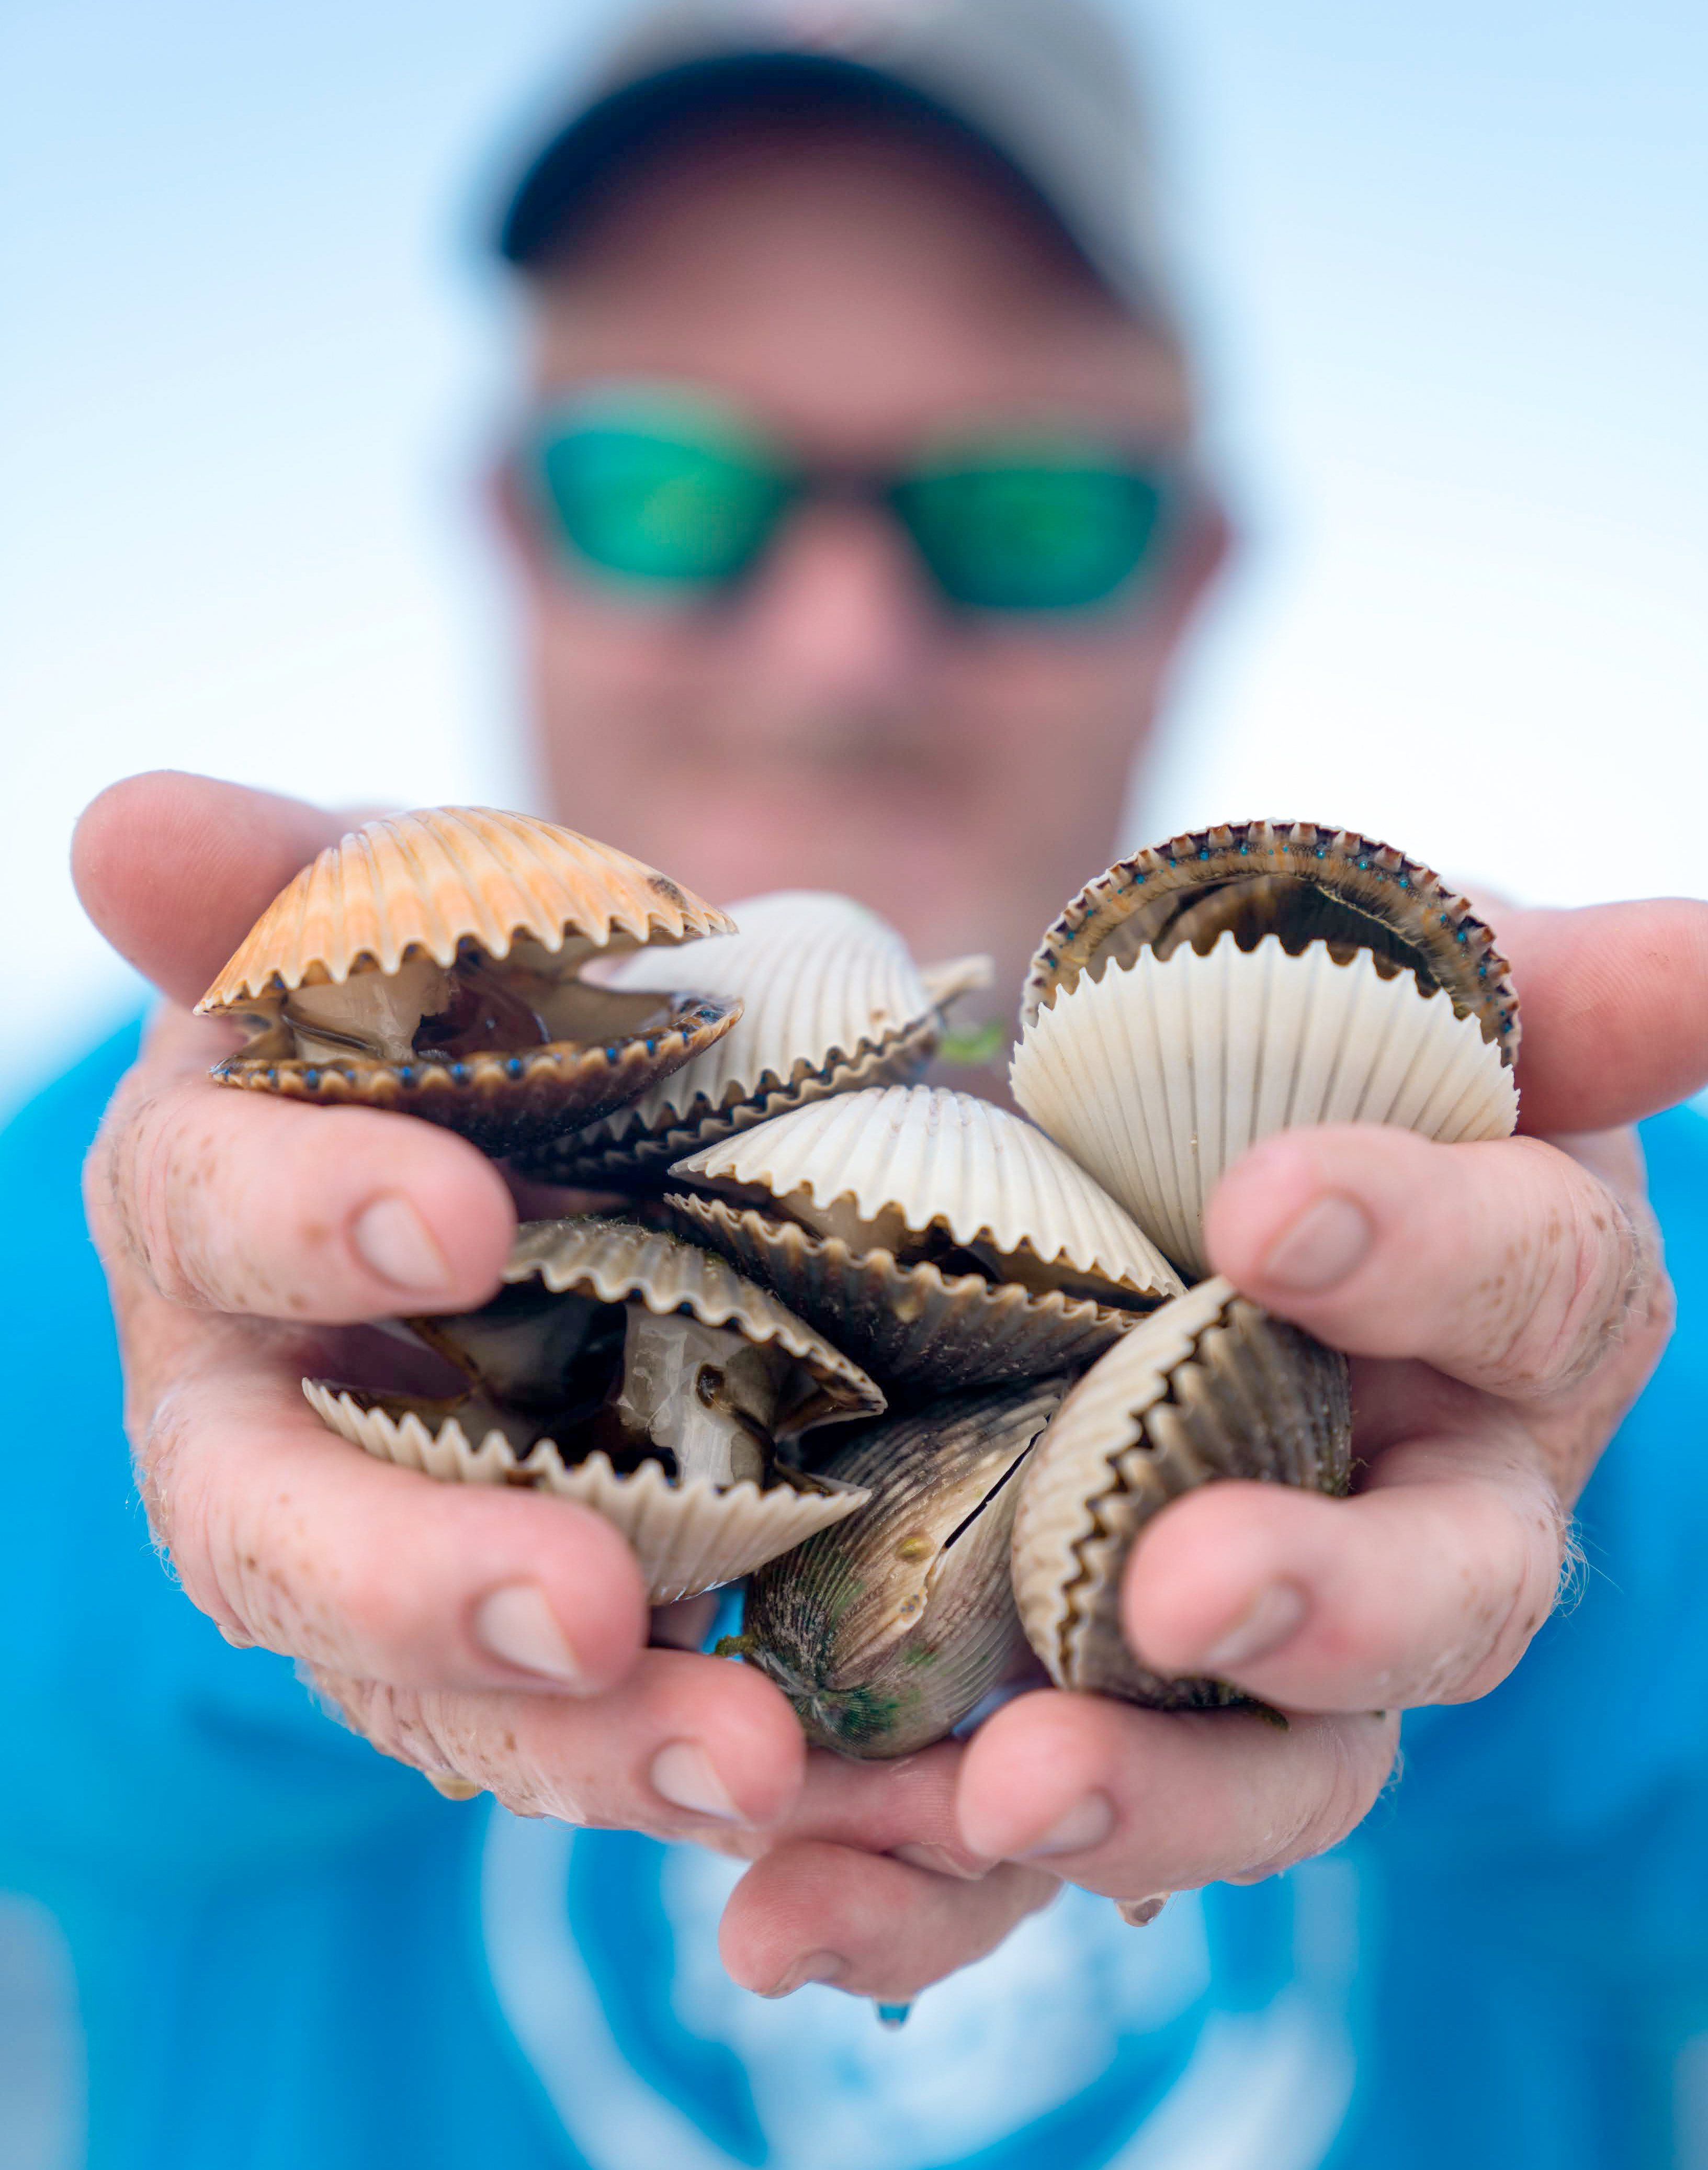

{"left": 12, "top": 2, "right": 1708, "bottom": 2163}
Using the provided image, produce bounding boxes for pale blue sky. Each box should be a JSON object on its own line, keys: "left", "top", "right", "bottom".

{"left": 4, "top": 0, "right": 1705, "bottom": 1115}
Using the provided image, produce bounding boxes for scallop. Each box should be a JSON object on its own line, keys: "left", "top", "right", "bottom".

{"left": 1011, "top": 820, "right": 1520, "bottom": 1275}
{"left": 730, "top": 1378, "right": 1069, "bottom": 1758}
{"left": 197, "top": 807, "right": 741, "bottom": 1156}
{"left": 668, "top": 1085, "right": 1183, "bottom": 1390}
{"left": 304, "top": 1217, "right": 885, "bottom": 1603}
{"left": 521, "top": 890, "right": 991, "bottom": 1184}
{"left": 1011, "top": 1277, "right": 1352, "bottom": 1709}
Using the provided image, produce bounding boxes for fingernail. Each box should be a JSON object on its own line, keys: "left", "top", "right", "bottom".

{"left": 650, "top": 1740, "right": 742, "bottom": 1822}
{"left": 1202, "top": 1582, "right": 1308, "bottom": 1671}
{"left": 1117, "top": 1893, "right": 1170, "bottom": 1928}
{"left": 762, "top": 1950, "right": 847, "bottom": 1998}
{"left": 1260, "top": 1195, "right": 1372, "bottom": 1291}
{"left": 473, "top": 1584, "right": 585, "bottom": 1685}
{"left": 352, "top": 1195, "right": 453, "bottom": 1294}
{"left": 1020, "top": 1791, "right": 1115, "bottom": 1859}
{"left": 423, "top": 1770, "right": 484, "bottom": 1802}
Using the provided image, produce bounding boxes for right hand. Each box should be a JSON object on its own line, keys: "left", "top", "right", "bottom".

{"left": 75, "top": 770, "right": 1057, "bottom": 1996}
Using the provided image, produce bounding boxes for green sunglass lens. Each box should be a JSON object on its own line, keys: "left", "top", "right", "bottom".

{"left": 534, "top": 423, "right": 790, "bottom": 588}
{"left": 893, "top": 462, "right": 1168, "bottom": 612}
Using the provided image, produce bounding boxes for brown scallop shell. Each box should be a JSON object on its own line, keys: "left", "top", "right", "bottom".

{"left": 199, "top": 806, "right": 734, "bottom": 1006}
{"left": 196, "top": 808, "right": 740, "bottom": 1154}
{"left": 502, "top": 1216, "right": 884, "bottom": 1433}
{"left": 668, "top": 1192, "right": 1135, "bottom": 1393}
{"left": 732, "top": 1377, "right": 1069, "bottom": 1758}
{"left": 301, "top": 1216, "right": 884, "bottom": 1602}
{"left": 206, "top": 997, "right": 740, "bottom": 1158}
{"left": 1011, "top": 1277, "right": 1352, "bottom": 1709}
{"left": 1020, "top": 819, "right": 1519, "bottom": 1063}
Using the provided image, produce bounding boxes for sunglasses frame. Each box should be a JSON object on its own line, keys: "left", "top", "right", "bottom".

{"left": 515, "top": 385, "right": 1192, "bottom": 616}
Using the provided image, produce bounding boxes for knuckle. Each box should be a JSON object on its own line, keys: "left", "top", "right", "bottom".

{"left": 1434, "top": 1478, "right": 1569, "bottom": 1705}
{"left": 1300, "top": 1722, "right": 1384, "bottom": 1859}
{"left": 1471, "top": 1157, "right": 1661, "bottom": 1398}
{"left": 313, "top": 1674, "right": 580, "bottom": 1822}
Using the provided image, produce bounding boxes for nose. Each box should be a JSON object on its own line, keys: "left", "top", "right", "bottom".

{"left": 728, "top": 494, "right": 939, "bottom": 722}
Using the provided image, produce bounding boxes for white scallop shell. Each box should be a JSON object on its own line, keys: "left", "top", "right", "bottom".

{"left": 550, "top": 894, "right": 990, "bottom": 1173}
{"left": 671, "top": 1084, "right": 1183, "bottom": 1302}
{"left": 303, "top": 1381, "right": 870, "bottom": 1605}
{"left": 1011, "top": 935, "right": 1518, "bottom": 1276}
{"left": 1010, "top": 1277, "right": 1351, "bottom": 1704}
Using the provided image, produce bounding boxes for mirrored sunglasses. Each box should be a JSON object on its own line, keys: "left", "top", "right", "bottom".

{"left": 517, "top": 387, "right": 1183, "bottom": 615}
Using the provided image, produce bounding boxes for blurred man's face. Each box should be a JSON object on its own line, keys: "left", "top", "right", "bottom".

{"left": 508, "top": 112, "right": 1220, "bottom": 998}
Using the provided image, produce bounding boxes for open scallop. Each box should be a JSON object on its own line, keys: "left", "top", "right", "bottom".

{"left": 667, "top": 1084, "right": 1183, "bottom": 1391}
{"left": 1012, "top": 819, "right": 1521, "bottom": 1275}
{"left": 522, "top": 890, "right": 990, "bottom": 1184}
{"left": 730, "top": 1377, "right": 1069, "bottom": 1758}
{"left": 197, "top": 807, "right": 742, "bottom": 1156}
{"left": 1011, "top": 1276, "right": 1352, "bottom": 1710}
{"left": 303, "top": 1217, "right": 884, "bottom": 1603}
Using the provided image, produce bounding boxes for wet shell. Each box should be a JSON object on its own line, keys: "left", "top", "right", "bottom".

{"left": 670, "top": 1085, "right": 1183, "bottom": 1307}
{"left": 302, "top": 1217, "right": 884, "bottom": 1603}
{"left": 524, "top": 891, "right": 991, "bottom": 1183}
{"left": 197, "top": 808, "right": 740, "bottom": 1154}
{"left": 1011, "top": 935, "right": 1518, "bottom": 1277}
{"left": 304, "top": 1384, "right": 870, "bottom": 1605}
{"left": 1020, "top": 818, "right": 1520, "bottom": 1063}
{"left": 502, "top": 1216, "right": 884, "bottom": 1432}
{"left": 1011, "top": 1277, "right": 1352, "bottom": 1708}
{"left": 669, "top": 1191, "right": 1136, "bottom": 1392}
{"left": 732, "top": 1378, "right": 1069, "bottom": 1758}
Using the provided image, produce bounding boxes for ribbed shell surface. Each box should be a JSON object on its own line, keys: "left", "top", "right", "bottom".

{"left": 1020, "top": 818, "right": 1519, "bottom": 1063}
{"left": 589, "top": 892, "right": 938, "bottom": 1117}
{"left": 302, "top": 1382, "right": 870, "bottom": 1604}
{"left": 530, "top": 892, "right": 972, "bottom": 1177}
{"left": 669, "top": 1193, "right": 1141, "bottom": 1392}
{"left": 503, "top": 1217, "right": 884, "bottom": 1423}
{"left": 737, "top": 1378, "right": 1067, "bottom": 1756}
{"left": 670, "top": 1085, "right": 1181, "bottom": 1299}
{"left": 1011, "top": 936, "right": 1519, "bottom": 1276}
{"left": 199, "top": 807, "right": 734, "bottom": 1009}
{"left": 1011, "top": 1278, "right": 1352, "bottom": 1708}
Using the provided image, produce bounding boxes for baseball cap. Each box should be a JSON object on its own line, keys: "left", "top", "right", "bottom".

{"left": 495, "top": 0, "right": 1174, "bottom": 324}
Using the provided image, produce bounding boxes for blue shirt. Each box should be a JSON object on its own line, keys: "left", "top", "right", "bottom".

{"left": 4, "top": 1022, "right": 1706, "bottom": 2169}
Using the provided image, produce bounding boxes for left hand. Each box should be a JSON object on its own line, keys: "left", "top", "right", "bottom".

{"left": 708, "top": 896, "right": 1708, "bottom": 2001}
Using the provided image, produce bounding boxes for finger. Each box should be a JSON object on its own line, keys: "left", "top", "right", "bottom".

{"left": 139, "top": 1350, "right": 649, "bottom": 1693}
{"left": 1497, "top": 898, "right": 1708, "bottom": 1135}
{"left": 719, "top": 1842, "right": 1056, "bottom": 2000}
{"left": 768, "top": 1742, "right": 994, "bottom": 1880}
{"left": 319, "top": 1649, "right": 807, "bottom": 1835}
{"left": 1204, "top": 1124, "right": 1658, "bottom": 1400}
{"left": 956, "top": 1691, "right": 1396, "bottom": 1896}
{"left": 74, "top": 771, "right": 346, "bottom": 1006}
{"left": 90, "top": 1008, "right": 513, "bottom": 1320}
{"left": 1121, "top": 1414, "right": 1568, "bottom": 1710}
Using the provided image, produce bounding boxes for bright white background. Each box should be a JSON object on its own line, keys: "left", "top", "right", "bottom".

{"left": 4, "top": 0, "right": 1705, "bottom": 1119}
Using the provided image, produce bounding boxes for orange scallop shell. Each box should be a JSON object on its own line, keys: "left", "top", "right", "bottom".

{"left": 196, "top": 807, "right": 734, "bottom": 1013}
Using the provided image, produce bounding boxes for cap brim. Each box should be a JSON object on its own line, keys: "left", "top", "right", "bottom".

{"left": 498, "top": 49, "right": 1117, "bottom": 303}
